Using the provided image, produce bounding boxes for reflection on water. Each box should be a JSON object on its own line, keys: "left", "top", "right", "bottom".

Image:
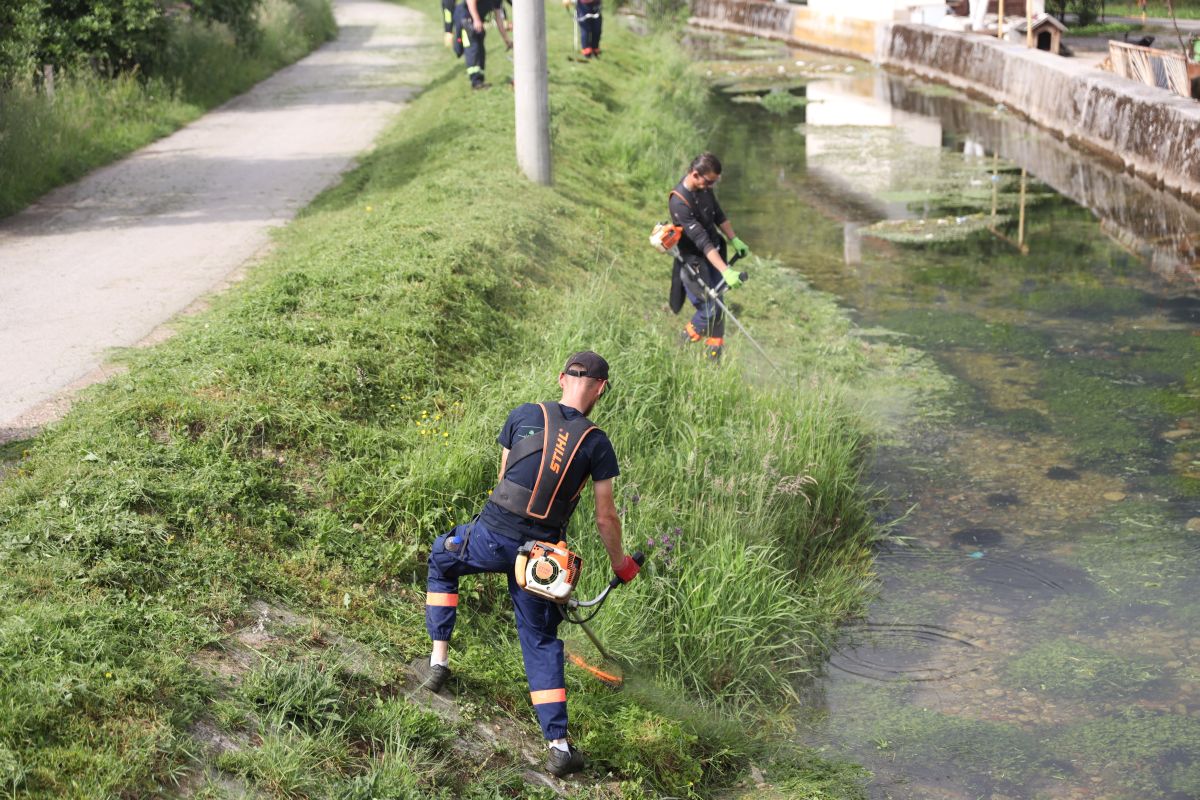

{"left": 700, "top": 33, "right": 1200, "bottom": 800}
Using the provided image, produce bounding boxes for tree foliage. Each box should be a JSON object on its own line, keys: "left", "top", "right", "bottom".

{"left": 0, "top": 0, "right": 267, "bottom": 84}
{"left": 0, "top": 0, "right": 44, "bottom": 82}
{"left": 1047, "top": 0, "right": 1104, "bottom": 26}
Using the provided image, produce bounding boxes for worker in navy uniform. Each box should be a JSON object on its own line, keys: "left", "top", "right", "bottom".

{"left": 422, "top": 352, "right": 640, "bottom": 777}
{"left": 575, "top": 0, "right": 602, "bottom": 57}
{"left": 451, "top": 0, "right": 512, "bottom": 89}
{"left": 667, "top": 152, "right": 752, "bottom": 361}
{"left": 442, "top": 0, "right": 455, "bottom": 47}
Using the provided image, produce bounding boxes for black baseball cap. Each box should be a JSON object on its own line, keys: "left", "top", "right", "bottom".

{"left": 562, "top": 351, "right": 609, "bottom": 381}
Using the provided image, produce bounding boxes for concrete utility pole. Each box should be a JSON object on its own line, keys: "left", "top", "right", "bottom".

{"left": 513, "top": 0, "right": 552, "bottom": 185}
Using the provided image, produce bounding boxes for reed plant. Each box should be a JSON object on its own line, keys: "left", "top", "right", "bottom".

{"left": 0, "top": 0, "right": 335, "bottom": 218}
{"left": 0, "top": 5, "right": 876, "bottom": 796}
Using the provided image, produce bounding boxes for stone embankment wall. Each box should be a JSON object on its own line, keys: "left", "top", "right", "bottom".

{"left": 688, "top": 0, "right": 1200, "bottom": 202}
{"left": 689, "top": 0, "right": 881, "bottom": 58}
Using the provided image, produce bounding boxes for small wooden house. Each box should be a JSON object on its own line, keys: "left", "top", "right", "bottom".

{"left": 1006, "top": 13, "right": 1066, "bottom": 54}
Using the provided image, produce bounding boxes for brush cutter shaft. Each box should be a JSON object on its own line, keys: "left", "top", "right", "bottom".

{"left": 578, "top": 619, "right": 615, "bottom": 662}
{"left": 674, "top": 253, "right": 782, "bottom": 374}
{"left": 563, "top": 551, "right": 643, "bottom": 618}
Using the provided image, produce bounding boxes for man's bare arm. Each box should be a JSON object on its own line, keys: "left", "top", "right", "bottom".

{"left": 497, "top": 447, "right": 509, "bottom": 482}
{"left": 494, "top": 7, "right": 512, "bottom": 48}
{"left": 592, "top": 479, "right": 624, "bottom": 570}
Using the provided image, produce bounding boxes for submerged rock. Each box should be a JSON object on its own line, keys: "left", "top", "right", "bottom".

{"left": 986, "top": 492, "right": 1022, "bottom": 508}
{"left": 1045, "top": 466, "right": 1081, "bottom": 481}
{"left": 951, "top": 527, "right": 1003, "bottom": 548}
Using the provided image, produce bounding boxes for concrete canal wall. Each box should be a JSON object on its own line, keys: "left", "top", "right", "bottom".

{"left": 687, "top": 0, "right": 1200, "bottom": 203}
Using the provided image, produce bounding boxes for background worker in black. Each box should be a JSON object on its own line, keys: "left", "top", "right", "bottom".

{"left": 442, "top": 0, "right": 455, "bottom": 46}
{"left": 451, "top": 0, "right": 512, "bottom": 89}
{"left": 668, "top": 152, "right": 753, "bottom": 361}
{"left": 422, "top": 352, "right": 640, "bottom": 777}
{"left": 575, "top": 0, "right": 602, "bottom": 57}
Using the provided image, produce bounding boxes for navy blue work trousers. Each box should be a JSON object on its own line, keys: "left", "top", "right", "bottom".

{"left": 425, "top": 519, "right": 568, "bottom": 740}
{"left": 576, "top": 1, "right": 602, "bottom": 52}
{"left": 451, "top": 4, "right": 487, "bottom": 86}
{"left": 680, "top": 258, "right": 726, "bottom": 340}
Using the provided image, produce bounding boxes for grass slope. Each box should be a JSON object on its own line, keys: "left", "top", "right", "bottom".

{"left": 0, "top": 6, "right": 877, "bottom": 798}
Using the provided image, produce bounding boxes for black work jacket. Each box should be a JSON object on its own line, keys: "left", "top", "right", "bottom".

{"left": 667, "top": 178, "right": 728, "bottom": 313}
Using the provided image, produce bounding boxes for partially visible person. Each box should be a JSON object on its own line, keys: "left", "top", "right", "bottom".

{"left": 421, "top": 352, "right": 639, "bottom": 777}
{"left": 576, "top": 0, "right": 602, "bottom": 57}
{"left": 452, "top": 0, "right": 512, "bottom": 90}
{"left": 442, "top": 0, "right": 455, "bottom": 47}
{"left": 667, "top": 153, "right": 752, "bottom": 361}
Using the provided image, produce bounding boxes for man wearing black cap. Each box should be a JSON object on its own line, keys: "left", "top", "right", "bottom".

{"left": 422, "top": 351, "right": 639, "bottom": 777}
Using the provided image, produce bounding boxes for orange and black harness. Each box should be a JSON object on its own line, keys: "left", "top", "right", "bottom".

{"left": 490, "top": 402, "right": 597, "bottom": 532}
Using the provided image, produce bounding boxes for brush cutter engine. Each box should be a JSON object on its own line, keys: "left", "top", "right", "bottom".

{"left": 649, "top": 222, "right": 683, "bottom": 254}
{"left": 515, "top": 540, "right": 582, "bottom": 603}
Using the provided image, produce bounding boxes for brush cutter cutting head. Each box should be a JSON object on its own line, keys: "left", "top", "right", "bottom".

{"left": 566, "top": 647, "right": 623, "bottom": 687}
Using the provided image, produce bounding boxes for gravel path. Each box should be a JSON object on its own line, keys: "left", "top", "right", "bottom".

{"left": 0, "top": 0, "right": 432, "bottom": 442}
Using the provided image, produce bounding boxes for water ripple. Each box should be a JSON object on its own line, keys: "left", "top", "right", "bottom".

{"left": 827, "top": 622, "right": 984, "bottom": 683}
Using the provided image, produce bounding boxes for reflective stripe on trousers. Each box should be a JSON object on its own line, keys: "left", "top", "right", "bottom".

{"left": 426, "top": 520, "right": 568, "bottom": 739}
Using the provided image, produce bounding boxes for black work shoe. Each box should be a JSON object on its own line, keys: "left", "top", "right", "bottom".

{"left": 546, "top": 745, "right": 586, "bottom": 777}
{"left": 423, "top": 663, "right": 451, "bottom": 693}
{"left": 471, "top": 81, "right": 491, "bottom": 91}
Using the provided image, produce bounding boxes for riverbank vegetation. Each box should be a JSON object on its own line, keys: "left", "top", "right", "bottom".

{"left": 0, "top": 0, "right": 336, "bottom": 218}
{"left": 0, "top": 5, "right": 881, "bottom": 798}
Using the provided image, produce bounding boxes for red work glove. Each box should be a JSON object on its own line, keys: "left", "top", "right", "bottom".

{"left": 613, "top": 554, "right": 640, "bottom": 584}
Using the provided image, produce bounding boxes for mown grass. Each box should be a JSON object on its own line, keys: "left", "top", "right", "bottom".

{"left": 0, "top": 4, "right": 878, "bottom": 798}
{"left": 0, "top": 0, "right": 336, "bottom": 219}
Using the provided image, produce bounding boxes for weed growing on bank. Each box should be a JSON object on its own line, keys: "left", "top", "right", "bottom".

{"left": 0, "top": 5, "right": 876, "bottom": 798}
{"left": 0, "top": 0, "right": 336, "bottom": 219}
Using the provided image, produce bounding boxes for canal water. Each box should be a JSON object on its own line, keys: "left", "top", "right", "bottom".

{"left": 692, "top": 33, "right": 1200, "bottom": 800}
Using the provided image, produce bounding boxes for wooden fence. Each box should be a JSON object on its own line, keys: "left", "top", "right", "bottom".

{"left": 1107, "top": 40, "right": 1193, "bottom": 98}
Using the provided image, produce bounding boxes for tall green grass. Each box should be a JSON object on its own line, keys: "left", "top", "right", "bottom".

{"left": 0, "top": 5, "right": 877, "bottom": 797}
{"left": 0, "top": 0, "right": 335, "bottom": 219}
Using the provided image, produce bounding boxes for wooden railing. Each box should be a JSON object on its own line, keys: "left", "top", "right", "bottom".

{"left": 1107, "top": 40, "right": 1193, "bottom": 98}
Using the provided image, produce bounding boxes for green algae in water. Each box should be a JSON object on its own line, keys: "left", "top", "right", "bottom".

{"left": 1050, "top": 709, "right": 1200, "bottom": 799}
{"left": 825, "top": 684, "right": 1040, "bottom": 787}
{"left": 908, "top": 262, "right": 992, "bottom": 289}
{"left": 1109, "top": 329, "right": 1200, "bottom": 387}
{"left": 1039, "top": 365, "right": 1174, "bottom": 469}
{"left": 760, "top": 90, "right": 808, "bottom": 116}
{"left": 1001, "top": 639, "right": 1162, "bottom": 698}
{"left": 989, "top": 407, "right": 1053, "bottom": 436}
{"left": 862, "top": 213, "right": 1007, "bottom": 245}
{"left": 1003, "top": 284, "right": 1153, "bottom": 318}
{"left": 874, "top": 309, "right": 1051, "bottom": 355}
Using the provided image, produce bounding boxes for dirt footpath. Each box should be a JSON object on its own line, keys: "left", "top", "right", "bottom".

{"left": 0, "top": 0, "right": 432, "bottom": 442}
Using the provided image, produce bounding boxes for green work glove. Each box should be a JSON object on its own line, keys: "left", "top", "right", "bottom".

{"left": 722, "top": 269, "right": 743, "bottom": 289}
{"left": 730, "top": 236, "right": 751, "bottom": 259}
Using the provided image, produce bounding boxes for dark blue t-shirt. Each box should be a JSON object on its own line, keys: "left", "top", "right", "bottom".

{"left": 478, "top": 402, "right": 619, "bottom": 540}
